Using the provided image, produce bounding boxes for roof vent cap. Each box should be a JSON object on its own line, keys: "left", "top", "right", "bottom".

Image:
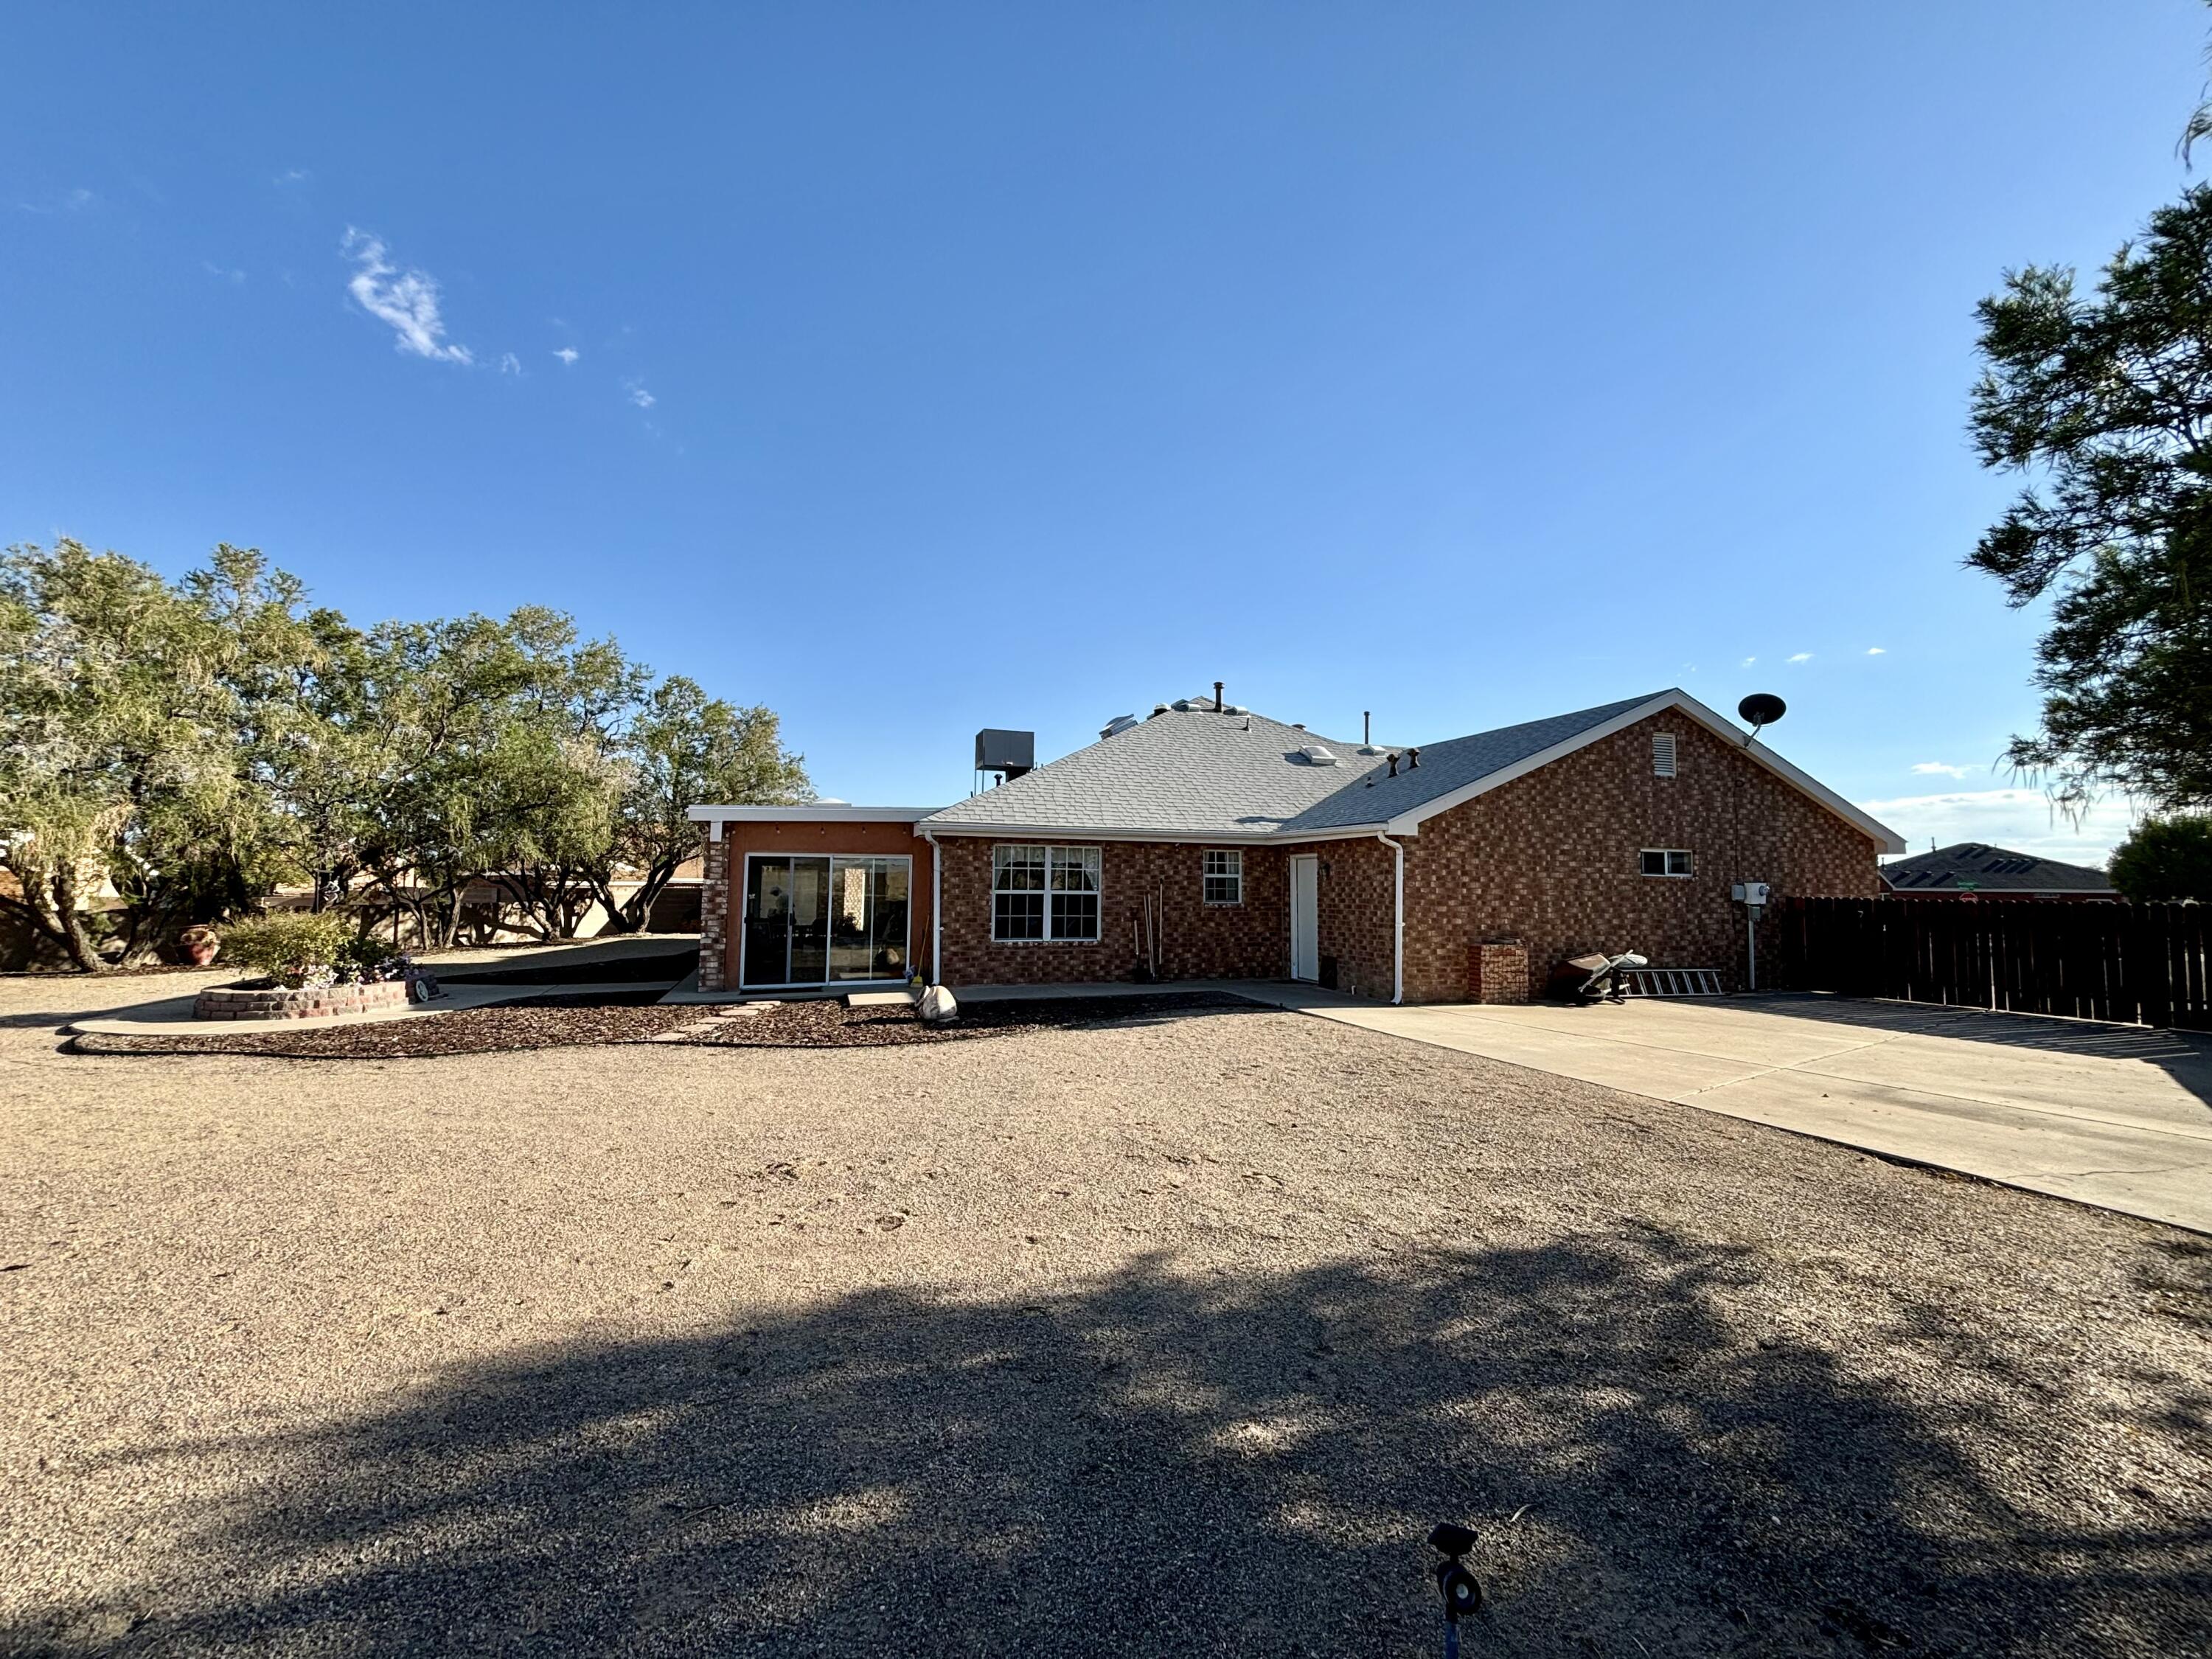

{"left": 1100, "top": 714, "right": 1138, "bottom": 740}
{"left": 1299, "top": 744, "right": 1338, "bottom": 766}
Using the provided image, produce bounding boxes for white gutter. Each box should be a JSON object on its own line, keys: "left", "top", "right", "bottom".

{"left": 1376, "top": 832, "right": 1405, "bottom": 1004}
{"left": 920, "top": 829, "right": 943, "bottom": 985}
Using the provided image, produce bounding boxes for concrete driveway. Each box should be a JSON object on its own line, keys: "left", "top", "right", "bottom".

{"left": 1303, "top": 992, "right": 2212, "bottom": 1234}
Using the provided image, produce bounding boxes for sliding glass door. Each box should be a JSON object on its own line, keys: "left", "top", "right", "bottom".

{"left": 742, "top": 855, "right": 911, "bottom": 988}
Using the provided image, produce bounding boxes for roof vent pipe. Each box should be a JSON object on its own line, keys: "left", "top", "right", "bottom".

{"left": 1407, "top": 747, "right": 1419, "bottom": 769}
{"left": 1387, "top": 754, "right": 1398, "bottom": 778}
{"left": 1363, "top": 711, "right": 1371, "bottom": 746}
{"left": 1214, "top": 680, "right": 1225, "bottom": 713}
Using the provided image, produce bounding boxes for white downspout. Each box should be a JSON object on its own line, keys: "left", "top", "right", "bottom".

{"left": 920, "top": 829, "right": 942, "bottom": 986}
{"left": 1377, "top": 831, "right": 1405, "bottom": 1004}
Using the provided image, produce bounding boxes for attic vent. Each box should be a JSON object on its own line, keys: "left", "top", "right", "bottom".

{"left": 1300, "top": 744, "right": 1338, "bottom": 766}
{"left": 1652, "top": 734, "right": 1677, "bottom": 778}
{"left": 1100, "top": 714, "right": 1139, "bottom": 740}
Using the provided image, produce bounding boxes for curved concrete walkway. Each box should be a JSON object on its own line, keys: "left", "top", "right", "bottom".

{"left": 1301, "top": 992, "right": 2212, "bottom": 1234}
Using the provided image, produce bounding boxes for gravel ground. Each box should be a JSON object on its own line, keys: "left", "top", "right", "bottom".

{"left": 68, "top": 991, "right": 1256, "bottom": 1060}
{"left": 1, "top": 974, "right": 2206, "bottom": 1658}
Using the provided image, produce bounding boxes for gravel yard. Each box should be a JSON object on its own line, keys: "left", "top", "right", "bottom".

{"left": 66, "top": 991, "right": 1258, "bottom": 1060}
{"left": 1, "top": 974, "right": 2207, "bottom": 1657}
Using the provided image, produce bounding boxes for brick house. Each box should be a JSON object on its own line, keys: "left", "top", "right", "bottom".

{"left": 689, "top": 689, "right": 1902, "bottom": 1003}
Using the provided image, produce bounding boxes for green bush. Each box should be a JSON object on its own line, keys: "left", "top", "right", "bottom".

{"left": 333, "top": 934, "right": 404, "bottom": 984}
{"left": 2109, "top": 815, "right": 2212, "bottom": 903}
{"left": 219, "top": 912, "right": 355, "bottom": 989}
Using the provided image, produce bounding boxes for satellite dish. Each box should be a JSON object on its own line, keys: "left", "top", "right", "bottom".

{"left": 1738, "top": 693, "right": 1786, "bottom": 731}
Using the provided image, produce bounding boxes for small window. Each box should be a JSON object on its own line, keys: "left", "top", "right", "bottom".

{"left": 992, "top": 844, "right": 1101, "bottom": 942}
{"left": 1640, "top": 848, "right": 1694, "bottom": 877}
{"left": 1203, "top": 849, "right": 1243, "bottom": 905}
{"left": 1652, "top": 733, "right": 1677, "bottom": 777}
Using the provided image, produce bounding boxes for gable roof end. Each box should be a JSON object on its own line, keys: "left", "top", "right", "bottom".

{"left": 1373, "top": 689, "right": 1907, "bottom": 855}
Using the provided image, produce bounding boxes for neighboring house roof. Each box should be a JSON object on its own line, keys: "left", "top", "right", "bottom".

{"left": 1879, "top": 843, "right": 2112, "bottom": 895}
{"left": 912, "top": 688, "right": 1906, "bottom": 852}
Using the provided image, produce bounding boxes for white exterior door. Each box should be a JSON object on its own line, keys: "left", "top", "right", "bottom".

{"left": 1289, "top": 855, "right": 1320, "bottom": 981}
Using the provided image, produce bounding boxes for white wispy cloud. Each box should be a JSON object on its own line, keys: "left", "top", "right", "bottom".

{"left": 1910, "top": 762, "right": 1969, "bottom": 779}
{"left": 1787, "top": 652, "right": 1813, "bottom": 663}
{"left": 498, "top": 352, "right": 522, "bottom": 375}
{"left": 341, "top": 228, "right": 472, "bottom": 364}
{"left": 275, "top": 168, "right": 311, "bottom": 185}
{"left": 1740, "top": 656, "right": 1756, "bottom": 668}
{"left": 627, "top": 380, "right": 655, "bottom": 408}
{"left": 201, "top": 260, "right": 246, "bottom": 284}
{"left": 1866, "top": 646, "right": 1886, "bottom": 655}
{"left": 16, "top": 187, "right": 96, "bottom": 215}
{"left": 553, "top": 347, "right": 579, "bottom": 366}
{"left": 1860, "top": 787, "right": 2138, "bottom": 866}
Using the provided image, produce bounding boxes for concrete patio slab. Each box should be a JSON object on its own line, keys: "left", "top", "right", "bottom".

{"left": 1304, "top": 992, "right": 2212, "bottom": 1234}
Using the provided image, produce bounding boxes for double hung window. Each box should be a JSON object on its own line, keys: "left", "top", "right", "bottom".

{"left": 1640, "top": 848, "right": 1694, "bottom": 877}
{"left": 1203, "top": 849, "right": 1243, "bottom": 905}
{"left": 992, "top": 845, "right": 1102, "bottom": 942}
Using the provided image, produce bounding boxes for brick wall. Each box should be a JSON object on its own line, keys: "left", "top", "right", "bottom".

{"left": 1396, "top": 712, "right": 1883, "bottom": 1001}
{"left": 698, "top": 837, "right": 731, "bottom": 991}
{"left": 936, "top": 837, "right": 1291, "bottom": 985}
{"left": 1312, "top": 836, "right": 1395, "bottom": 1001}
{"left": 193, "top": 981, "right": 410, "bottom": 1020}
{"left": 1472, "top": 942, "right": 1529, "bottom": 1004}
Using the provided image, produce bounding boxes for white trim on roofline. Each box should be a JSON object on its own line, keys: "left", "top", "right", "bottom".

{"left": 686, "top": 805, "right": 941, "bottom": 823}
{"left": 916, "top": 827, "right": 1363, "bottom": 849}
{"left": 921, "top": 820, "right": 1395, "bottom": 846}
{"left": 1380, "top": 689, "right": 1907, "bottom": 855}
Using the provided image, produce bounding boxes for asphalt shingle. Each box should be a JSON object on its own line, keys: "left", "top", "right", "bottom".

{"left": 919, "top": 692, "right": 1667, "bottom": 839}
{"left": 1879, "top": 843, "right": 2111, "bottom": 894}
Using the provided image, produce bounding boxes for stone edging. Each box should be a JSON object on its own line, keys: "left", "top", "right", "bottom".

{"left": 193, "top": 981, "right": 411, "bottom": 1021}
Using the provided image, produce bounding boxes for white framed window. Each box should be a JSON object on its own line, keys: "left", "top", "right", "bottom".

{"left": 1640, "top": 848, "right": 1694, "bottom": 877}
{"left": 1203, "top": 848, "right": 1243, "bottom": 905}
{"left": 992, "top": 844, "right": 1102, "bottom": 942}
{"left": 1652, "top": 733, "right": 1677, "bottom": 777}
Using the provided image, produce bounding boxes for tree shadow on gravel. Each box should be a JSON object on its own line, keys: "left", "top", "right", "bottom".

{"left": 19, "top": 1235, "right": 2208, "bottom": 1658}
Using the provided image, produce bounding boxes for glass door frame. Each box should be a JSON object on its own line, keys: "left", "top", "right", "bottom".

{"left": 739, "top": 851, "right": 914, "bottom": 990}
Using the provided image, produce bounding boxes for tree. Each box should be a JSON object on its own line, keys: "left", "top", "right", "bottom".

{"left": 0, "top": 538, "right": 810, "bottom": 967}
{"left": 587, "top": 677, "right": 811, "bottom": 932}
{"left": 1969, "top": 187, "right": 2212, "bottom": 814}
{"left": 0, "top": 541, "right": 310, "bottom": 970}
{"left": 2108, "top": 814, "right": 2212, "bottom": 902}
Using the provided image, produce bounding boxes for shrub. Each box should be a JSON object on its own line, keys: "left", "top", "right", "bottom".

{"left": 333, "top": 934, "right": 406, "bottom": 984}
{"left": 2108, "top": 815, "right": 2212, "bottom": 903}
{"left": 219, "top": 912, "right": 355, "bottom": 989}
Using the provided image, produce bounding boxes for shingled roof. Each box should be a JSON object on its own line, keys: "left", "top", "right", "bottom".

{"left": 917, "top": 688, "right": 1905, "bottom": 851}
{"left": 1879, "top": 843, "right": 2112, "bottom": 895}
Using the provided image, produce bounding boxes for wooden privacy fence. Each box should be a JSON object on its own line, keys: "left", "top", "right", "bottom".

{"left": 1770, "top": 897, "right": 2212, "bottom": 1031}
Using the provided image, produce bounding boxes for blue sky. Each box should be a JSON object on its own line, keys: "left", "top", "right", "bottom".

{"left": 4, "top": 2, "right": 2203, "bottom": 863}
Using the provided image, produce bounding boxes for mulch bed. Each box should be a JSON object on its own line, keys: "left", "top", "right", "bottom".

{"left": 69, "top": 991, "right": 1259, "bottom": 1061}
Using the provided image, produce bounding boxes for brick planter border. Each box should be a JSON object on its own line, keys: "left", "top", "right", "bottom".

{"left": 193, "top": 980, "right": 411, "bottom": 1021}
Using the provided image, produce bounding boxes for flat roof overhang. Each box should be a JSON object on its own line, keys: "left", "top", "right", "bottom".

{"left": 686, "top": 804, "right": 943, "bottom": 840}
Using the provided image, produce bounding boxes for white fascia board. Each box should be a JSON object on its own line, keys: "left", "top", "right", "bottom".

{"left": 1382, "top": 689, "right": 1908, "bottom": 855}
{"left": 919, "top": 822, "right": 1308, "bottom": 846}
{"left": 1265, "top": 822, "right": 1400, "bottom": 844}
{"left": 686, "top": 805, "right": 940, "bottom": 824}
